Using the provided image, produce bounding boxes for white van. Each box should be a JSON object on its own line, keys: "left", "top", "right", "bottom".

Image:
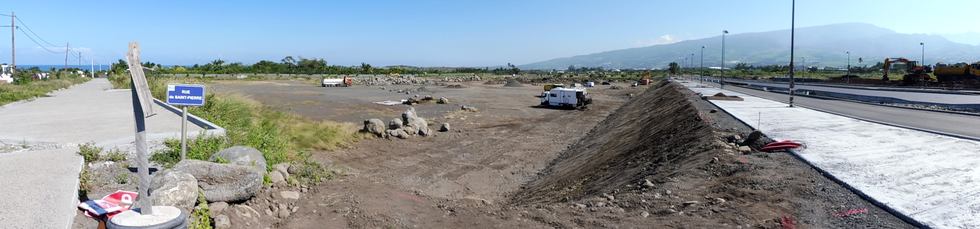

{"left": 540, "top": 87, "right": 592, "bottom": 108}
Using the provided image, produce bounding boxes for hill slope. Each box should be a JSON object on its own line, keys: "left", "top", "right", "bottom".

{"left": 521, "top": 23, "right": 980, "bottom": 70}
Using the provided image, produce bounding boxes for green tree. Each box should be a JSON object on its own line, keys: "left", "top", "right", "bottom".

{"left": 360, "top": 63, "right": 373, "bottom": 74}
{"left": 668, "top": 62, "right": 680, "bottom": 74}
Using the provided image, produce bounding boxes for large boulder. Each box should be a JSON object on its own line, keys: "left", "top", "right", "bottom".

{"left": 401, "top": 107, "right": 418, "bottom": 124}
{"left": 386, "top": 129, "right": 410, "bottom": 139}
{"left": 150, "top": 170, "right": 198, "bottom": 212}
{"left": 362, "top": 119, "right": 387, "bottom": 137}
{"left": 439, "top": 123, "right": 450, "bottom": 132}
{"left": 406, "top": 116, "right": 430, "bottom": 136}
{"left": 210, "top": 146, "right": 267, "bottom": 173}
{"left": 173, "top": 160, "right": 263, "bottom": 203}
{"left": 402, "top": 126, "right": 417, "bottom": 136}
{"left": 225, "top": 205, "right": 262, "bottom": 228}
{"left": 388, "top": 118, "right": 404, "bottom": 130}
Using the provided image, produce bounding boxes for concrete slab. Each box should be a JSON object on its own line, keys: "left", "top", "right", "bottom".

{"left": 680, "top": 80, "right": 980, "bottom": 228}
{"left": 0, "top": 78, "right": 223, "bottom": 228}
{"left": 0, "top": 147, "right": 82, "bottom": 229}
{"left": 0, "top": 78, "right": 207, "bottom": 147}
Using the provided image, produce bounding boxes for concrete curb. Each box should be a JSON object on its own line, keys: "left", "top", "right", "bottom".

{"left": 793, "top": 82, "right": 980, "bottom": 95}
{"left": 152, "top": 99, "right": 226, "bottom": 137}
{"left": 679, "top": 83, "right": 930, "bottom": 228}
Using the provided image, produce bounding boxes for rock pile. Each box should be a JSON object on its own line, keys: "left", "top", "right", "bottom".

{"left": 147, "top": 145, "right": 299, "bottom": 228}
{"left": 441, "top": 75, "right": 482, "bottom": 83}
{"left": 362, "top": 107, "right": 434, "bottom": 139}
{"left": 353, "top": 75, "right": 434, "bottom": 86}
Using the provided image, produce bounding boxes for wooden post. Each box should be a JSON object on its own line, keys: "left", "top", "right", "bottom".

{"left": 125, "top": 42, "right": 156, "bottom": 215}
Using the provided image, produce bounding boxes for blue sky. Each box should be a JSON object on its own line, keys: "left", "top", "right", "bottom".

{"left": 3, "top": 0, "right": 979, "bottom": 66}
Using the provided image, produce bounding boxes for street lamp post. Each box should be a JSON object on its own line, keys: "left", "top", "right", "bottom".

{"left": 788, "top": 0, "right": 796, "bottom": 107}
{"left": 920, "top": 42, "right": 925, "bottom": 67}
{"left": 700, "top": 46, "right": 705, "bottom": 85}
{"left": 690, "top": 53, "right": 694, "bottom": 79}
{"left": 721, "top": 30, "right": 728, "bottom": 89}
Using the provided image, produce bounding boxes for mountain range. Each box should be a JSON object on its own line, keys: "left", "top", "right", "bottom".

{"left": 520, "top": 23, "right": 980, "bottom": 70}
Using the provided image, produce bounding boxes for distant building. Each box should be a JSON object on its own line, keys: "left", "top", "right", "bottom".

{"left": 0, "top": 64, "right": 12, "bottom": 84}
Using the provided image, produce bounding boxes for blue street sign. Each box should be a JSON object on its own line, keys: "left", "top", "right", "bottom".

{"left": 166, "top": 84, "right": 206, "bottom": 106}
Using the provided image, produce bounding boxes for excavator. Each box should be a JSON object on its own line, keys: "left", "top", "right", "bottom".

{"left": 882, "top": 58, "right": 931, "bottom": 84}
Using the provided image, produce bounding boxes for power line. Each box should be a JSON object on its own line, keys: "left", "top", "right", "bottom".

{"left": 15, "top": 15, "right": 60, "bottom": 47}
{"left": 16, "top": 27, "right": 63, "bottom": 54}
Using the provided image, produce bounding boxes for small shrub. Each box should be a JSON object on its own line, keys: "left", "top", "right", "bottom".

{"left": 189, "top": 190, "right": 212, "bottom": 229}
{"left": 78, "top": 143, "right": 102, "bottom": 163}
{"left": 78, "top": 167, "right": 93, "bottom": 192}
{"left": 103, "top": 148, "right": 127, "bottom": 162}
{"left": 263, "top": 174, "right": 272, "bottom": 187}
{"left": 291, "top": 152, "right": 335, "bottom": 185}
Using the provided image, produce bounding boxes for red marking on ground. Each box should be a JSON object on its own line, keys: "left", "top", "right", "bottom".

{"left": 833, "top": 208, "right": 868, "bottom": 217}
{"left": 780, "top": 215, "right": 797, "bottom": 229}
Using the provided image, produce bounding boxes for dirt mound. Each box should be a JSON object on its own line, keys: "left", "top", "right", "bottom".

{"left": 504, "top": 79, "right": 523, "bottom": 87}
{"left": 510, "top": 81, "right": 910, "bottom": 228}
{"left": 515, "top": 82, "right": 713, "bottom": 203}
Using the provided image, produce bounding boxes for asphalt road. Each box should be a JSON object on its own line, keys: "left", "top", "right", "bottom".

{"left": 685, "top": 79, "right": 980, "bottom": 140}
{"left": 726, "top": 79, "right": 980, "bottom": 105}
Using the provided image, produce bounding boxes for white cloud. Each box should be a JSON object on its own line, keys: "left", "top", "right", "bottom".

{"left": 635, "top": 34, "right": 682, "bottom": 47}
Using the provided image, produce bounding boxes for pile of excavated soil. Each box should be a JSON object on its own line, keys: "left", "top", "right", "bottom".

{"left": 515, "top": 81, "right": 714, "bottom": 203}
{"left": 504, "top": 79, "right": 523, "bottom": 87}
{"left": 511, "top": 82, "right": 912, "bottom": 228}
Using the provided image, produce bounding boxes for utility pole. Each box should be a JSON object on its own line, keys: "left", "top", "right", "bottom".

{"left": 788, "top": 0, "right": 796, "bottom": 107}
{"left": 77, "top": 51, "right": 82, "bottom": 66}
{"left": 10, "top": 11, "right": 14, "bottom": 74}
{"left": 721, "top": 30, "right": 728, "bottom": 89}
{"left": 65, "top": 42, "right": 69, "bottom": 70}
{"left": 700, "top": 46, "right": 705, "bottom": 85}
{"left": 690, "top": 53, "right": 694, "bottom": 78}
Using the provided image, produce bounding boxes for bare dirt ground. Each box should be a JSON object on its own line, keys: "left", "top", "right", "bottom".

{"left": 207, "top": 79, "right": 912, "bottom": 228}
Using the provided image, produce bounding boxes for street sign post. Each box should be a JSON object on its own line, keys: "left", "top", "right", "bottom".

{"left": 166, "top": 84, "right": 206, "bottom": 161}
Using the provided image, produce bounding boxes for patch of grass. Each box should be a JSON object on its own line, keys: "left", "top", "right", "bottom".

{"left": 290, "top": 151, "right": 337, "bottom": 185}
{"left": 189, "top": 190, "right": 212, "bottom": 229}
{"left": 0, "top": 76, "right": 90, "bottom": 106}
{"left": 116, "top": 74, "right": 357, "bottom": 183}
{"left": 78, "top": 166, "right": 93, "bottom": 193}
{"left": 151, "top": 136, "right": 228, "bottom": 168}
{"left": 213, "top": 156, "right": 229, "bottom": 164}
{"left": 78, "top": 143, "right": 102, "bottom": 163}
{"left": 176, "top": 93, "right": 358, "bottom": 170}
{"left": 79, "top": 143, "right": 129, "bottom": 163}
{"left": 103, "top": 148, "right": 127, "bottom": 162}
